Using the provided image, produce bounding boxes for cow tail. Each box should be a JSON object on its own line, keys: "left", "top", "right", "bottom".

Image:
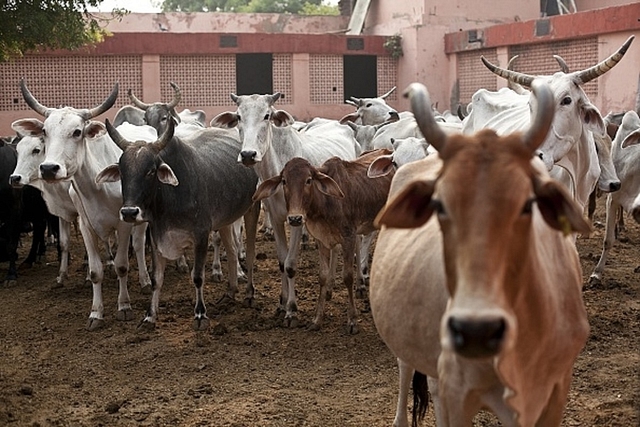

{"left": 411, "top": 371, "right": 429, "bottom": 427}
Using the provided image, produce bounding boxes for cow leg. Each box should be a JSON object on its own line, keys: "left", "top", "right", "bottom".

{"left": 54, "top": 218, "right": 71, "bottom": 288}
{"left": 325, "top": 248, "right": 338, "bottom": 301}
{"left": 234, "top": 217, "right": 246, "bottom": 262}
{"left": 342, "top": 236, "right": 359, "bottom": 334}
{"left": 310, "top": 243, "right": 332, "bottom": 331}
{"left": 193, "top": 233, "right": 215, "bottom": 331}
{"left": 131, "top": 223, "right": 152, "bottom": 293}
{"left": 358, "top": 231, "right": 376, "bottom": 293}
{"left": 392, "top": 358, "right": 414, "bottom": 427}
{"left": 590, "top": 194, "right": 620, "bottom": 284}
{"left": 22, "top": 215, "right": 47, "bottom": 268}
{"left": 79, "top": 223, "right": 106, "bottom": 331}
{"left": 139, "top": 245, "right": 167, "bottom": 331}
{"left": 113, "top": 224, "right": 133, "bottom": 322}
{"left": 283, "top": 224, "right": 304, "bottom": 327}
{"left": 241, "top": 201, "right": 259, "bottom": 307}
{"left": 210, "top": 230, "right": 224, "bottom": 282}
{"left": 534, "top": 380, "right": 570, "bottom": 427}
{"left": 218, "top": 225, "right": 238, "bottom": 303}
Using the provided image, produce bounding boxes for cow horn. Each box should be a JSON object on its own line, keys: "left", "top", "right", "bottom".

{"left": 345, "top": 99, "right": 358, "bottom": 107}
{"left": 553, "top": 55, "right": 570, "bottom": 73}
{"left": 154, "top": 115, "right": 175, "bottom": 152}
{"left": 505, "top": 55, "right": 529, "bottom": 95}
{"left": 481, "top": 56, "right": 535, "bottom": 88}
{"left": 167, "top": 82, "right": 182, "bottom": 109}
{"left": 230, "top": 93, "right": 240, "bottom": 105}
{"left": 105, "top": 118, "right": 130, "bottom": 151}
{"left": 572, "top": 35, "right": 634, "bottom": 84}
{"left": 269, "top": 93, "right": 282, "bottom": 105}
{"left": 522, "top": 79, "right": 554, "bottom": 152}
{"left": 404, "top": 83, "right": 447, "bottom": 152}
{"left": 20, "top": 78, "right": 52, "bottom": 117}
{"left": 456, "top": 104, "right": 467, "bottom": 121}
{"left": 349, "top": 96, "right": 363, "bottom": 107}
{"left": 380, "top": 86, "right": 396, "bottom": 99}
{"left": 128, "top": 88, "right": 151, "bottom": 110}
{"left": 86, "top": 82, "right": 119, "bottom": 118}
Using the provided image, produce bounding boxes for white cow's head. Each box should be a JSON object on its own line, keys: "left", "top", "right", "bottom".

{"left": 14, "top": 79, "right": 117, "bottom": 182}
{"left": 210, "top": 93, "right": 294, "bottom": 166}
{"left": 7, "top": 130, "right": 44, "bottom": 188}
{"left": 482, "top": 35, "right": 634, "bottom": 171}
{"left": 339, "top": 87, "right": 401, "bottom": 125}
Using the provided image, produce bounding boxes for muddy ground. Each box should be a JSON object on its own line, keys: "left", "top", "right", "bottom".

{"left": 0, "top": 205, "right": 638, "bottom": 427}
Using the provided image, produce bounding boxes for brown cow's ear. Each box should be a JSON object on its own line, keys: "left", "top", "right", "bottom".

{"left": 533, "top": 178, "right": 592, "bottom": 235}
{"left": 367, "top": 154, "right": 395, "bottom": 178}
{"left": 313, "top": 172, "right": 344, "bottom": 199}
{"left": 375, "top": 179, "right": 436, "bottom": 229}
{"left": 252, "top": 175, "right": 282, "bottom": 202}
{"left": 339, "top": 113, "right": 359, "bottom": 124}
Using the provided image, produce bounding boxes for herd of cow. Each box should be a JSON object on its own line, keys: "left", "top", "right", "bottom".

{"left": 0, "top": 34, "right": 636, "bottom": 425}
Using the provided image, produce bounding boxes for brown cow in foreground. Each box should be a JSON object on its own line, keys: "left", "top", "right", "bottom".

{"left": 253, "top": 149, "right": 394, "bottom": 334}
{"left": 370, "top": 81, "right": 591, "bottom": 426}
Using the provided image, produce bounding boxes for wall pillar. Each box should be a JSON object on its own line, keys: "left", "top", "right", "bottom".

{"left": 142, "top": 54, "right": 161, "bottom": 101}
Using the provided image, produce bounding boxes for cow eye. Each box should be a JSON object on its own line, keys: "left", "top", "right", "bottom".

{"left": 305, "top": 177, "right": 312, "bottom": 185}
{"left": 366, "top": 103, "right": 373, "bottom": 108}
{"left": 42, "top": 129, "right": 47, "bottom": 137}
{"left": 146, "top": 168, "right": 156, "bottom": 178}
{"left": 32, "top": 148, "right": 40, "bottom": 155}
{"left": 560, "top": 96, "right": 572, "bottom": 106}
{"left": 281, "top": 178, "right": 286, "bottom": 186}
{"left": 264, "top": 113, "right": 270, "bottom": 120}
{"left": 522, "top": 198, "right": 534, "bottom": 215}
{"left": 72, "top": 129, "right": 82, "bottom": 138}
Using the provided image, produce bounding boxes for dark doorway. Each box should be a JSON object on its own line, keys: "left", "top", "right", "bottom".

{"left": 236, "top": 53, "right": 273, "bottom": 95}
{"left": 344, "top": 55, "right": 377, "bottom": 99}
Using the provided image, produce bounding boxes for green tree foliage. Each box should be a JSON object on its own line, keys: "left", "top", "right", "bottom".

{"left": 161, "top": 0, "right": 338, "bottom": 14}
{"left": 0, "top": 1, "right": 122, "bottom": 62}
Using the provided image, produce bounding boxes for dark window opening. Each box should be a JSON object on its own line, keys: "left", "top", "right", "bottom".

{"left": 344, "top": 55, "right": 377, "bottom": 100}
{"left": 236, "top": 53, "right": 273, "bottom": 95}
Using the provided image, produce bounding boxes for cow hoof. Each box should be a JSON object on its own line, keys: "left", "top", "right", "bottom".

{"left": 274, "top": 308, "right": 286, "bottom": 319}
{"left": 140, "top": 284, "right": 152, "bottom": 295}
{"left": 588, "top": 275, "right": 601, "bottom": 286}
{"left": 355, "top": 287, "right": 367, "bottom": 299}
{"left": 4, "top": 278, "right": 17, "bottom": 287}
{"left": 86, "top": 318, "right": 105, "bottom": 331}
{"left": 116, "top": 309, "right": 134, "bottom": 321}
{"left": 238, "top": 273, "right": 248, "bottom": 283}
{"left": 242, "top": 297, "right": 256, "bottom": 308}
{"left": 325, "top": 290, "right": 332, "bottom": 301}
{"left": 51, "top": 281, "right": 64, "bottom": 290}
{"left": 193, "top": 317, "right": 210, "bottom": 331}
{"left": 346, "top": 323, "right": 360, "bottom": 335}
{"left": 283, "top": 316, "right": 299, "bottom": 328}
{"left": 308, "top": 322, "right": 321, "bottom": 331}
{"left": 211, "top": 272, "right": 223, "bottom": 283}
{"left": 137, "top": 319, "right": 156, "bottom": 332}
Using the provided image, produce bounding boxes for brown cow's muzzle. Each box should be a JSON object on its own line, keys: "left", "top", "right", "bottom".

{"left": 447, "top": 316, "right": 507, "bottom": 359}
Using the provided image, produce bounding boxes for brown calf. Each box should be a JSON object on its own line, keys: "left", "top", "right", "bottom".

{"left": 253, "top": 149, "right": 393, "bottom": 333}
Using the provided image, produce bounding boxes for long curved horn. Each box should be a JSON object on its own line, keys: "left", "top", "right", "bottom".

{"left": 345, "top": 99, "right": 358, "bottom": 107}
{"left": 522, "top": 79, "right": 554, "bottom": 153}
{"left": 380, "top": 86, "right": 396, "bottom": 99}
{"left": 20, "top": 78, "right": 52, "bottom": 117}
{"left": 154, "top": 114, "right": 175, "bottom": 152}
{"left": 553, "top": 55, "right": 570, "bottom": 73}
{"left": 404, "top": 83, "right": 447, "bottom": 152}
{"left": 456, "top": 104, "right": 467, "bottom": 121}
{"left": 349, "top": 96, "right": 364, "bottom": 107}
{"left": 167, "top": 82, "right": 182, "bottom": 109}
{"left": 87, "top": 82, "right": 119, "bottom": 118}
{"left": 105, "top": 118, "right": 130, "bottom": 151}
{"left": 572, "top": 35, "right": 634, "bottom": 84}
{"left": 481, "top": 56, "right": 536, "bottom": 88}
{"left": 128, "top": 88, "right": 151, "bottom": 110}
{"left": 506, "top": 55, "right": 529, "bottom": 95}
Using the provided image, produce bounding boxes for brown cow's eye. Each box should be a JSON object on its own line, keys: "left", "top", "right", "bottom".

{"left": 522, "top": 198, "right": 534, "bottom": 215}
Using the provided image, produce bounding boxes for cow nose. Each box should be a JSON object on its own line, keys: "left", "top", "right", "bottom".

{"left": 447, "top": 316, "right": 506, "bottom": 359}
{"left": 239, "top": 150, "right": 257, "bottom": 166}
{"left": 609, "top": 181, "right": 621, "bottom": 192}
{"left": 389, "top": 111, "right": 400, "bottom": 121}
{"left": 9, "top": 175, "right": 22, "bottom": 187}
{"left": 120, "top": 207, "right": 140, "bottom": 223}
{"left": 287, "top": 215, "right": 303, "bottom": 227}
{"left": 40, "top": 163, "right": 60, "bottom": 180}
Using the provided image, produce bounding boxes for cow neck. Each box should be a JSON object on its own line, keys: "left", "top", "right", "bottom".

{"left": 255, "top": 125, "right": 304, "bottom": 181}
{"left": 554, "top": 129, "right": 598, "bottom": 210}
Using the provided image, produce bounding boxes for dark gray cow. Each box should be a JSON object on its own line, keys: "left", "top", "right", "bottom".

{"left": 96, "top": 118, "right": 259, "bottom": 330}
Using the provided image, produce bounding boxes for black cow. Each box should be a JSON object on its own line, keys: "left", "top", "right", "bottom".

{"left": 96, "top": 118, "right": 260, "bottom": 330}
{"left": 0, "top": 136, "right": 51, "bottom": 282}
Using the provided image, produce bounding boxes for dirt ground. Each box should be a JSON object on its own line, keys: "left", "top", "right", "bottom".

{"left": 0, "top": 204, "right": 638, "bottom": 427}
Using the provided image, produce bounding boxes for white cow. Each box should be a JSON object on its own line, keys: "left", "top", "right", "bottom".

{"left": 463, "top": 36, "right": 633, "bottom": 213}
{"left": 211, "top": 93, "right": 358, "bottom": 327}
{"left": 371, "top": 81, "right": 590, "bottom": 426}
{"left": 15, "top": 80, "right": 154, "bottom": 331}
{"left": 340, "top": 87, "right": 401, "bottom": 125}
{"left": 590, "top": 111, "right": 640, "bottom": 283}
